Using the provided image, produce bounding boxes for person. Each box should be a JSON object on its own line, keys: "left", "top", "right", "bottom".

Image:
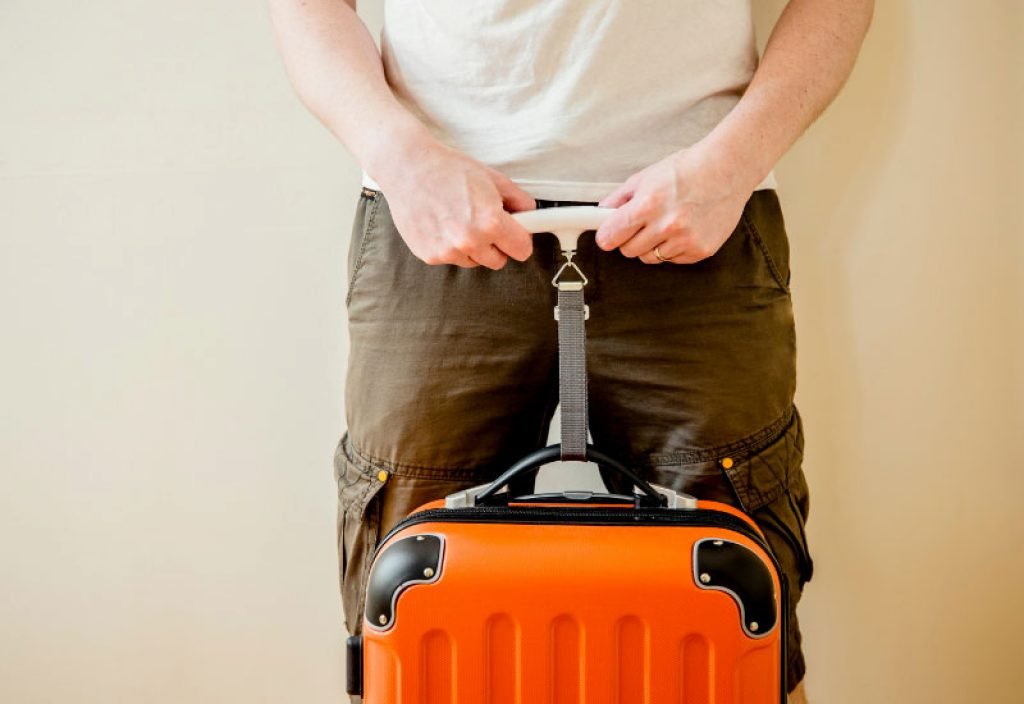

{"left": 269, "top": 1, "right": 873, "bottom": 700}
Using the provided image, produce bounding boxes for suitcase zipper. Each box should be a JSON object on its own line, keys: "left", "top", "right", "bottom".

{"left": 376, "top": 506, "right": 773, "bottom": 558}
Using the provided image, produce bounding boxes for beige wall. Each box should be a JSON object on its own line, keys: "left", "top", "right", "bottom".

{"left": 751, "top": 2, "right": 1024, "bottom": 701}
{"left": 1, "top": 1, "right": 1020, "bottom": 702}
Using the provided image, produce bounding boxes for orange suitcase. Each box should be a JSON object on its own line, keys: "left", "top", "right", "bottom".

{"left": 345, "top": 208, "right": 786, "bottom": 702}
{"left": 346, "top": 446, "right": 787, "bottom": 703}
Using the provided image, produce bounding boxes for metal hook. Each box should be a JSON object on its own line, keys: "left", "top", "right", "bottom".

{"left": 551, "top": 253, "right": 588, "bottom": 288}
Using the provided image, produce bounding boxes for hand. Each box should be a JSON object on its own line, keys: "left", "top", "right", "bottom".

{"left": 594, "top": 141, "right": 757, "bottom": 265}
{"left": 372, "top": 135, "right": 536, "bottom": 270}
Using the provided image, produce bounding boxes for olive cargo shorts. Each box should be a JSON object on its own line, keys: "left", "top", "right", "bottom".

{"left": 335, "top": 187, "right": 814, "bottom": 693}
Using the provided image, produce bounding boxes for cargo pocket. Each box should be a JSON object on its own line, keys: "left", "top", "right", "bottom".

{"left": 719, "top": 407, "right": 814, "bottom": 589}
{"left": 333, "top": 431, "right": 388, "bottom": 635}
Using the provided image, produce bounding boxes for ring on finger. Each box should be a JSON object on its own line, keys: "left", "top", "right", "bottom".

{"left": 654, "top": 245, "right": 669, "bottom": 263}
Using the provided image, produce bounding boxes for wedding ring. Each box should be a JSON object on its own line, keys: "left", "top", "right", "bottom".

{"left": 654, "top": 245, "right": 669, "bottom": 263}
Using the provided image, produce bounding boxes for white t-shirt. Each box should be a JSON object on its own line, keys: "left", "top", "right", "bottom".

{"left": 363, "top": 0, "right": 775, "bottom": 202}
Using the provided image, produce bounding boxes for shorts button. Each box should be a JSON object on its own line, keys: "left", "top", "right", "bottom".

{"left": 720, "top": 457, "right": 734, "bottom": 470}
{"left": 377, "top": 470, "right": 389, "bottom": 482}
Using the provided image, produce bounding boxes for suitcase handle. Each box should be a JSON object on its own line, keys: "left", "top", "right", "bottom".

{"left": 482, "top": 491, "right": 639, "bottom": 506}
{"left": 454, "top": 444, "right": 696, "bottom": 509}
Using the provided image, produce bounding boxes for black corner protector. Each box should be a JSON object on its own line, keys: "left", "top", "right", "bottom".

{"left": 365, "top": 534, "right": 443, "bottom": 631}
{"left": 694, "top": 538, "right": 778, "bottom": 638}
{"left": 346, "top": 635, "right": 363, "bottom": 696}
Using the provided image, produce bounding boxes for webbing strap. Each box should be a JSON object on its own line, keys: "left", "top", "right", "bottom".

{"left": 557, "top": 284, "right": 588, "bottom": 461}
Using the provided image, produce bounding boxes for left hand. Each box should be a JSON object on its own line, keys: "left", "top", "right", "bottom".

{"left": 595, "top": 141, "right": 757, "bottom": 265}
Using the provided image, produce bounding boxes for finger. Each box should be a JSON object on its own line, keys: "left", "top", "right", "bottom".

{"left": 668, "top": 251, "right": 708, "bottom": 265}
{"left": 492, "top": 214, "right": 534, "bottom": 262}
{"left": 618, "top": 223, "right": 669, "bottom": 259}
{"left": 598, "top": 175, "right": 639, "bottom": 209}
{"left": 421, "top": 248, "right": 478, "bottom": 267}
{"left": 429, "top": 247, "right": 478, "bottom": 267}
{"left": 667, "top": 242, "right": 717, "bottom": 264}
{"left": 668, "top": 238, "right": 720, "bottom": 264}
{"left": 638, "top": 241, "right": 673, "bottom": 265}
{"left": 466, "top": 243, "right": 509, "bottom": 271}
{"left": 594, "top": 199, "right": 645, "bottom": 251}
{"left": 491, "top": 170, "right": 537, "bottom": 212}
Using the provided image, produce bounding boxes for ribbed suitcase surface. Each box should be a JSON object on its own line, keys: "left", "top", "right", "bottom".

{"left": 355, "top": 500, "right": 784, "bottom": 703}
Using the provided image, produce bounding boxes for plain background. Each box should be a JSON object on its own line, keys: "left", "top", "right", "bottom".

{"left": 1, "top": 1, "right": 1022, "bottom": 702}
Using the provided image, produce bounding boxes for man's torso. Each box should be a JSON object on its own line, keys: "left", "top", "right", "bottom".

{"left": 364, "top": 0, "right": 776, "bottom": 201}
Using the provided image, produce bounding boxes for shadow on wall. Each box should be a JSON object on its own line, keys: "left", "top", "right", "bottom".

{"left": 753, "top": 0, "right": 914, "bottom": 697}
{"left": 757, "top": 2, "right": 1024, "bottom": 702}
{"left": 752, "top": 0, "right": 913, "bottom": 519}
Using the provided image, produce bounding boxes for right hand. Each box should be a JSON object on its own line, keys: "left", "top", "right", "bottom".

{"left": 371, "top": 138, "right": 536, "bottom": 269}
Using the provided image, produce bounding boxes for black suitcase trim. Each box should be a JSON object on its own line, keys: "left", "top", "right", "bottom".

{"left": 345, "top": 635, "right": 363, "bottom": 696}
{"left": 693, "top": 538, "right": 779, "bottom": 638}
{"left": 376, "top": 506, "right": 772, "bottom": 556}
{"left": 364, "top": 534, "right": 445, "bottom": 632}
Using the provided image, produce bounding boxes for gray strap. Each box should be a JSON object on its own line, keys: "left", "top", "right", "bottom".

{"left": 557, "top": 283, "right": 588, "bottom": 461}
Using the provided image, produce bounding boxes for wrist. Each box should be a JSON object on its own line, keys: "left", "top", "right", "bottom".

{"left": 358, "top": 112, "right": 440, "bottom": 188}
{"left": 694, "top": 123, "right": 774, "bottom": 196}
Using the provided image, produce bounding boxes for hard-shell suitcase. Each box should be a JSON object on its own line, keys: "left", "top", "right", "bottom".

{"left": 346, "top": 208, "right": 787, "bottom": 703}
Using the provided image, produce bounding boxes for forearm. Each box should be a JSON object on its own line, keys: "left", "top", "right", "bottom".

{"left": 704, "top": 0, "right": 874, "bottom": 191}
{"left": 268, "top": 0, "right": 434, "bottom": 181}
